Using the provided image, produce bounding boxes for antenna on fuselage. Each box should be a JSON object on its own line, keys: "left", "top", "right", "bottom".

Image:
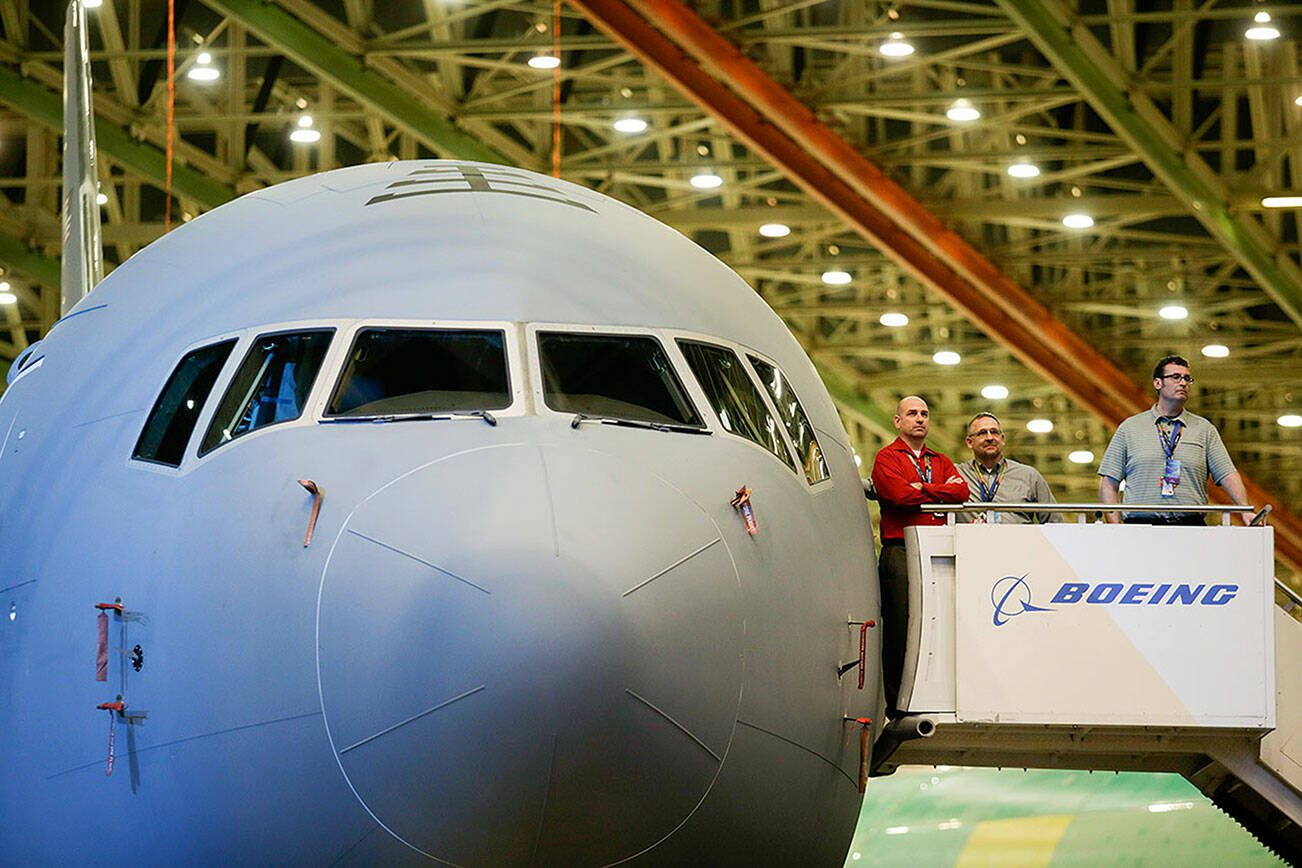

{"left": 60, "top": 0, "right": 104, "bottom": 316}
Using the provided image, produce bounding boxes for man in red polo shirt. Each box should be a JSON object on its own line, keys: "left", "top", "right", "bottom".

{"left": 870, "top": 395, "right": 969, "bottom": 714}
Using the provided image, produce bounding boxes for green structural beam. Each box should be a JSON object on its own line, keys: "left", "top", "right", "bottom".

{"left": 0, "top": 232, "right": 60, "bottom": 288}
{"left": 995, "top": 0, "right": 1302, "bottom": 327}
{"left": 816, "top": 363, "right": 961, "bottom": 456}
{"left": 204, "top": 0, "right": 511, "bottom": 165}
{"left": 0, "top": 64, "right": 237, "bottom": 210}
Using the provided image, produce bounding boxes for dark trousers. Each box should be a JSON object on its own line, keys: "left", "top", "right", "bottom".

{"left": 877, "top": 540, "right": 908, "bottom": 714}
{"left": 1123, "top": 514, "right": 1206, "bottom": 526}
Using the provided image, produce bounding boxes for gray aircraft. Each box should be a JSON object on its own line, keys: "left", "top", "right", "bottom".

{"left": 0, "top": 4, "right": 880, "bottom": 862}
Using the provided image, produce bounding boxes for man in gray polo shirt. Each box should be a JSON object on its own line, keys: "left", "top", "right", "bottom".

{"left": 956, "top": 412, "right": 1059, "bottom": 523}
{"left": 1098, "top": 354, "right": 1249, "bottom": 525}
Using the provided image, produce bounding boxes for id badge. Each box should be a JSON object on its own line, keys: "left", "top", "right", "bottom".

{"left": 990, "top": 510, "right": 1002, "bottom": 524}
{"left": 1160, "top": 457, "right": 1181, "bottom": 497}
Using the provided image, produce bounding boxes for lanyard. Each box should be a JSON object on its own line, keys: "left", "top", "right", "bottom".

{"left": 971, "top": 460, "right": 1004, "bottom": 502}
{"left": 908, "top": 450, "right": 933, "bottom": 484}
{"left": 1157, "top": 418, "right": 1183, "bottom": 460}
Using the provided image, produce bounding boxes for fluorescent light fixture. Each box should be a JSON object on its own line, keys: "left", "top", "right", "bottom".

{"left": 612, "top": 117, "right": 647, "bottom": 134}
{"left": 528, "top": 54, "right": 561, "bottom": 69}
{"left": 884, "top": 826, "right": 910, "bottom": 836}
{"left": 1026, "top": 418, "right": 1054, "bottom": 433}
{"left": 758, "top": 222, "right": 791, "bottom": 238}
{"left": 936, "top": 819, "right": 963, "bottom": 831}
{"left": 187, "top": 51, "right": 220, "bottom": 82}
{"left": 821, "top": 270, "right": 852, "bottom": 285}
{"left": 1007, "top": 161, "right": 1040, "bottom": 178}
{"left": 879, "top": 312, "right": 909, "bottom": 327}
{"left": 946, "top": 98, "right": 980, "bottom": 122}
{"left": 0, "top": 289, "right": 16, "bottom": 305}
{"left": 1062, "top": 213, "right": 1094, "bottom": 229}
{"left": 1245, "top": 11, "right": 1280, "bottom": 40}
{"left": 1158, "top": 304, "right": 1188, "bottom": 320}
{"left": 1279, "top": 414, "right": 1302, "bottom": 428}
{"left": 96, "top": 191, "right": 108, "bottom": 205}
{"left": 1068, "top": 450, "right": 1095, "bottom": 464}
{"left": 932, "top": 350, "right": 961, "bottom": 366}
{"left": 690, "top": 172, "right": 723, "bottom": 190}
{"left": 83, "top": 0, "right": 102, "bottom": 7}
{"left": 1201, "top": 344, "right": 1229, "bottom": 358}
{"left": 290, "top": 116, "right": 321, "bottom": 144}
{"left": 981, "top": 384, "right": 1009, "bottom": 400}
{"left": 1262, "top": 196, "right": 1302, "bottom": 208}
{"left": 880, "top": 32, "right": 915, "bottom": 58}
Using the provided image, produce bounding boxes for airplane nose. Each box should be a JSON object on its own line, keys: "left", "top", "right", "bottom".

{"left": 316, "top": 443, "right": 744, "bottom": 865}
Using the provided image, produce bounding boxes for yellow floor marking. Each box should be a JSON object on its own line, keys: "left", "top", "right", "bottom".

{"left": 955, "top": 814, "right": 1075, "bottom": 868}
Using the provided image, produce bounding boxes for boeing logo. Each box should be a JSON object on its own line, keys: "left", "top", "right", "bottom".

{"left": 991, "top": 575, "right": 1053, "bottom": 626}
{"left": 991, "top": 578, "right": 1239, "bottom": 626}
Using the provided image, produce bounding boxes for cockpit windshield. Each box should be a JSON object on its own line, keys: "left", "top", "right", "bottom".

{"left": 326, "top": 328, "right": 511, "bottom": 418}
{"left": 538, "top": 332, "right": 703, "bottom": 428}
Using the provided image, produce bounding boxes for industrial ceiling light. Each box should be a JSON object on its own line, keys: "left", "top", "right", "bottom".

{"left": 946, "top": 98, "right": 980, "bottom": 122}
{"left": 1007, "top": 161, "right": 1040, "bottom": 178}
{"left": 612, "top": 117, "right": 647, "bottom": 134}
{"left": 1158, "top": 304, "right": 1188, "bottom": 320}
{"left": 289, "top": 114, "right": 321, "bottom": 144}
{"left": 1278, "top": 414, "right": 1302, "bottom": 428}
{"left": 1026, "top": 418, "right": 1054, "bottom": 433}
{"left": 528, "top": 54, "right": 561, "bottom": 69}
{"left": 1062, "top": 213, "right": 1094, "bottom": 229}
{"left": 758, "top": 223, "right": 791, "bottom": 238}
{"left": 96, "top": 191, "right": 108, "bottom": 205}
{"left": 1068, "top": 450, "right": 1095, "bottom": 464}
{"left": 980, "top": 384, "right": 1009, "bottom": 399}
{"left": 689, "top": 172, "right": 723, "bottom": 189}
{"left": 1244, "top": 11, "right": 1280, "bottom": 40}
{"left": 82, "top": 0, "right": 102, "bottom": 7}
{"left": 879, "top": 312, "right": 909, "bottom": 327}
{"left": 879, "top": 32, "right": 915, "bottom": 58}
{"left": 932, "top": 350, "right": 961, "bottom": 366}
{"left": 1201, "top": 344, "right": 1230, "bottom": 358}
{"left": 1262, "top": 196, "right": 1302, "bottom": 208}
{"left": 187, "top": 51, "right": 220, "bottom": 82}
{"left": 821, "top": 270, "right": 852, "bottom": 285}
{"left": 0, "top": 281, "right": 15, "bottom": 305}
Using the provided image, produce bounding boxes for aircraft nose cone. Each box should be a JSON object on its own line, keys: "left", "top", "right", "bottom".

{"left": 316, "top": 444, "right": 743, "bottom": 865}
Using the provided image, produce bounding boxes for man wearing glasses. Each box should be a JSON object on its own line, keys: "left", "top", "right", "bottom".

{"left": 956, "top": 412, "right": 1059, "bottom": 524}
{"left": 1098, "top": 354, "right": 1249, "bottom": 525}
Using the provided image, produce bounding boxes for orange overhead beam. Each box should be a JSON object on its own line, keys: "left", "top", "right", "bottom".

{"left": 568, "top": 0, "right": 1302, "bottom": 574}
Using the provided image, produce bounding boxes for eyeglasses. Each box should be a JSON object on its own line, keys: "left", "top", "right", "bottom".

{"left": 969, "top": 427, "right": 1003, "bottom": 438}
{"left": 1160, "top": 374, "right": 1195, "bottom": 384}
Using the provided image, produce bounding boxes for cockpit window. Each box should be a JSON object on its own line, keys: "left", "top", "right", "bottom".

{"left": 199, "top": 330, "right": 334, "bottom": 455}
{"left": 326, "top": 328, "right": 510, "bottom": 417}
{"left": 748, "top": 356, "right": 829, "bottom": 484}
{"left": 133, "top": 339, "right": 236, "bottom": 466}
{"left": 678, "top": 340, "right": 798, "bottom": 473}
{"left": 538, "top": 332, "right": 703, "bottom": 428}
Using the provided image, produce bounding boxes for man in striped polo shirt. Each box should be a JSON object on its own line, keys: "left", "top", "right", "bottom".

{"left": 1098, "top": 354, "right": 1249, "bottom": 525}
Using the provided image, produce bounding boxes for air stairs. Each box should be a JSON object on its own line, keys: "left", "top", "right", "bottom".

{"left": 872, "top": 506, "right": 1302, "bottom": 863}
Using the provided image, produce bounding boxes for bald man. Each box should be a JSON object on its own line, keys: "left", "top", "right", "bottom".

{"left": 869, "top": 396, "right": 969, "bottom": 715}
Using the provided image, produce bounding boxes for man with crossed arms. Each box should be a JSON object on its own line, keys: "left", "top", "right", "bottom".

{"left": 869, "top": 395, "right": 968, "bottom": 715}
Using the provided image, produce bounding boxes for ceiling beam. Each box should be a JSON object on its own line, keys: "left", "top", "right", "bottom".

{"left": 0, "top": 63, "right": 237, "bottom": 209}
{"left": 568, "top": 0, "right": 1302, "bottom": 575}
{"left": 994, "top": 0, "right": 1302, "bottom": 328}
{"left": 0, "top": 231, "right": 59, "bottom": 287}
{"left": 201, "top": 0, "right": 511, "bottom": 165}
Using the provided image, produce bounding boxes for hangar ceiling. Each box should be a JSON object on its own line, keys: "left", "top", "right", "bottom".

{"left": 0, "top": 0, "right": 1298, "bottom": 582}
